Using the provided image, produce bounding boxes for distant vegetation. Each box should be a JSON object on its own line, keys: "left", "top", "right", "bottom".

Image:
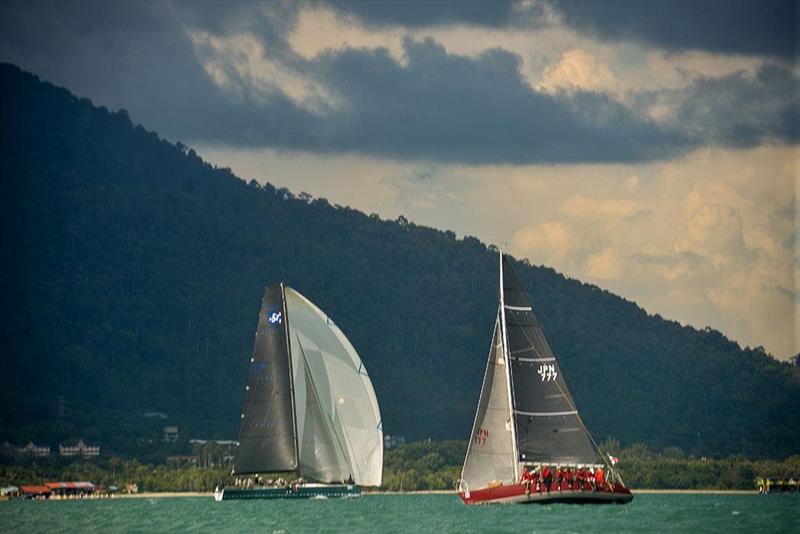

{"left": 1, "top": 63, "right": 799, "bottom": 460}
{"left": 3, "top": 441, "right": 798, "bottom": 492}
{"left": 382, "top": 440, "right": 800, "bottom": 491}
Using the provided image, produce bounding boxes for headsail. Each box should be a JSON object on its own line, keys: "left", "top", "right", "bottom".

{"left": 461, "top": 318, "right": 516, "bottom": 490}
{"left": 234, "top": 283, "right": 299, "bottom": 475}
{"left": 501, "top": 255, "right": 598, "bottom": 466}
{"left": 293, "top": 336, "right": 352, "bottom": 483}
{"left": 284, "top": 288, "right": 383, "bottom": 487}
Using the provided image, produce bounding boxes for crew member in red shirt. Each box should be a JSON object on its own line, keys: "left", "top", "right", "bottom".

{"left": 595, "top": 467, "right": 605, "bottom": 491}
{"left": 520, "top": 466, "right": 532, "bottom": 495}
{"left": 576, "top": 467, "right": 586, "bottom": 491}
{"left": 541, "top": 465, "right": 552, "bottom": 493}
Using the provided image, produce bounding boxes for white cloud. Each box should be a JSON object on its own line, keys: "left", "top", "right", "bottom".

{"left": 537, "top": 48, "right": 617, "bottom": 94}
{"left": 585, "top": 248, "right": 624, "bottom": 279}
{"left": 288, "top": 6, "right": 405, "bottom": 62}
{"left": 675, "top": 203, "right": 747, "bottom": 259}
{"left": 561, "top": 195, "right": 644, "bottom": 219}
{"left": 189, "top": 30, "right": 339, "bottom": 111}
{"left": 513, "top": 222, "right": 572, "bottom": 265}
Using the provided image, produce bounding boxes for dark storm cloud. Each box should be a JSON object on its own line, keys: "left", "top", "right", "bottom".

{"left": 327, "top": 0, "right": 524, "bottom": 28}
{"left": 673, "top": 64, "right": 799, "bottom": 147}
{"left": 0, "top": 1, "right": 314, "bottom": 147}
{"left": 554, "top": 0, "right": 797, "bottom": 60}
{"left": 332, "top": 0, "right": 797, "bottom": 60}
{"left": 305, "top": 38, "right": 689, "bottom": 163}
{"left": 0, "top": 1, "right": 794, "bottom": 165}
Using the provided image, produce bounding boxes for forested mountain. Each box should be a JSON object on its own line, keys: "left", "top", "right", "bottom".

{"left": 1, "top": 63, "right": 798, "bottom": 458}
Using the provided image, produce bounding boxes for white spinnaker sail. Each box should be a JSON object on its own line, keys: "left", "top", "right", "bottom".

{"left": 461, "top": 317, "right": 516, "bottom": 490}
{"left": 285, "top": 288, "right": 383, "bottom": 487}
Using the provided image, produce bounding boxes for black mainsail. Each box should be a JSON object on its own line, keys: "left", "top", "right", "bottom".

{"left": 501, "top": 256, "right": 598, "bottom": 467}
{"left": 461, "top": 252, "right": 602, "bottom": 492}
{"left": 234, "top": 283, "right": 299, "bottom": 475}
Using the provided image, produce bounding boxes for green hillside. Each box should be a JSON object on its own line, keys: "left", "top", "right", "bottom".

{"left": 1, "top": 63, "right": 798, "bottom": 458}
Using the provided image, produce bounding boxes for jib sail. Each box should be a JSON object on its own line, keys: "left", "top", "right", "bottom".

{"left": 285, "top": 288, "right": 383, "bottom": 487}
{"left": 460, "top": 318, "right": 516, "bottom": 491}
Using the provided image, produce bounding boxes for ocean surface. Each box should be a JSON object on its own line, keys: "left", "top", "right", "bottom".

{"left": 1, "top": 493, "right": 797, "bottom": 533}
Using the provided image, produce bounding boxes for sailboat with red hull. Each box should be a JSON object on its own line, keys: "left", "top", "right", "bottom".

{"left": 459, "top": 253, "right": 633, "bottom": 505}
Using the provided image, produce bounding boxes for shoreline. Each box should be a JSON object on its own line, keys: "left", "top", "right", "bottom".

{"left": 9, "top": 488, "right": 758, "bottom": 500}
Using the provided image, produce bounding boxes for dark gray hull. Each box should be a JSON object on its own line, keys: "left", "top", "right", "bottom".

{"left": 215, "top": 484, "right": 361, "bottom": 501}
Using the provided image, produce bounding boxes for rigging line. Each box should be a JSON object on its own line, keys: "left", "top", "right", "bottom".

{"left": 295, "top": 334, "right": 351, "bottom": 478}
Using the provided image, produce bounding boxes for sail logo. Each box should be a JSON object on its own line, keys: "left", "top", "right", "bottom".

{"left": 537, "top": 364, "right": 557, "bottom": 382}
{"left": 267, "top": 311, "right": 282, "bottom": 325}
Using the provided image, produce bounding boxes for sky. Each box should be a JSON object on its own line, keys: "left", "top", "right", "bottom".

{"left": 1, "top": 1, "right": 797, "bottom": 360}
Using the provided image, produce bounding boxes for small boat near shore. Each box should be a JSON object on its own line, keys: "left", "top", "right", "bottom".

{"left": 215, "top": 283, "right": 383, "bottom": 501}
{"left": 458, "top": 252, "right": 633, "bottom": 505}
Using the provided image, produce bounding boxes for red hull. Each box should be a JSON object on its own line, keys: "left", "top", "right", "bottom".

{"left": 459, "top": 483, "right": 633, "bottom": 505}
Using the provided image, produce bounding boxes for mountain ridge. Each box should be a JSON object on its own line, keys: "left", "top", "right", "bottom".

{"left": 1, "top": 63, "right": 798, "bottom": 458}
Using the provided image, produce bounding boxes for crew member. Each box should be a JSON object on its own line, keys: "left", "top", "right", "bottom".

{"left": 541, "top": 465, "right": 552, "bottom": 493}
{"left": 595, "top": 467, "right": 605, "bottom": 491}
{"left": 565, "top": 468, "right": 574, "bottom": 490}
{"left": 520, "top": 466, "right": 532, "bottom": 495}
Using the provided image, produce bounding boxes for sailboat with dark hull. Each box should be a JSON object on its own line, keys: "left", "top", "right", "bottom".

{"left": 215, "top": 283, "right": 383, "bottom": 501}
{"left": 459, "top": 253, "right": 633, "bottom": 505}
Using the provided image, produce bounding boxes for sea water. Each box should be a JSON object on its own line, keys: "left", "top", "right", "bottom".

{"left": 1, "top": 493, "right": 796, "bottom": 533}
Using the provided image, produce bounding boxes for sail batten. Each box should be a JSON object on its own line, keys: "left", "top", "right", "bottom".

{"left": 514, "top": 410, "right": 578, "bottom": 417}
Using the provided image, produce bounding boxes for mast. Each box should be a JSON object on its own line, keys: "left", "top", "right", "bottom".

{"left": 498, "top": 250, "right": 520, "bottom": 481}
{"left": 281, "top": 282, "right": 301, "bottom": 476}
